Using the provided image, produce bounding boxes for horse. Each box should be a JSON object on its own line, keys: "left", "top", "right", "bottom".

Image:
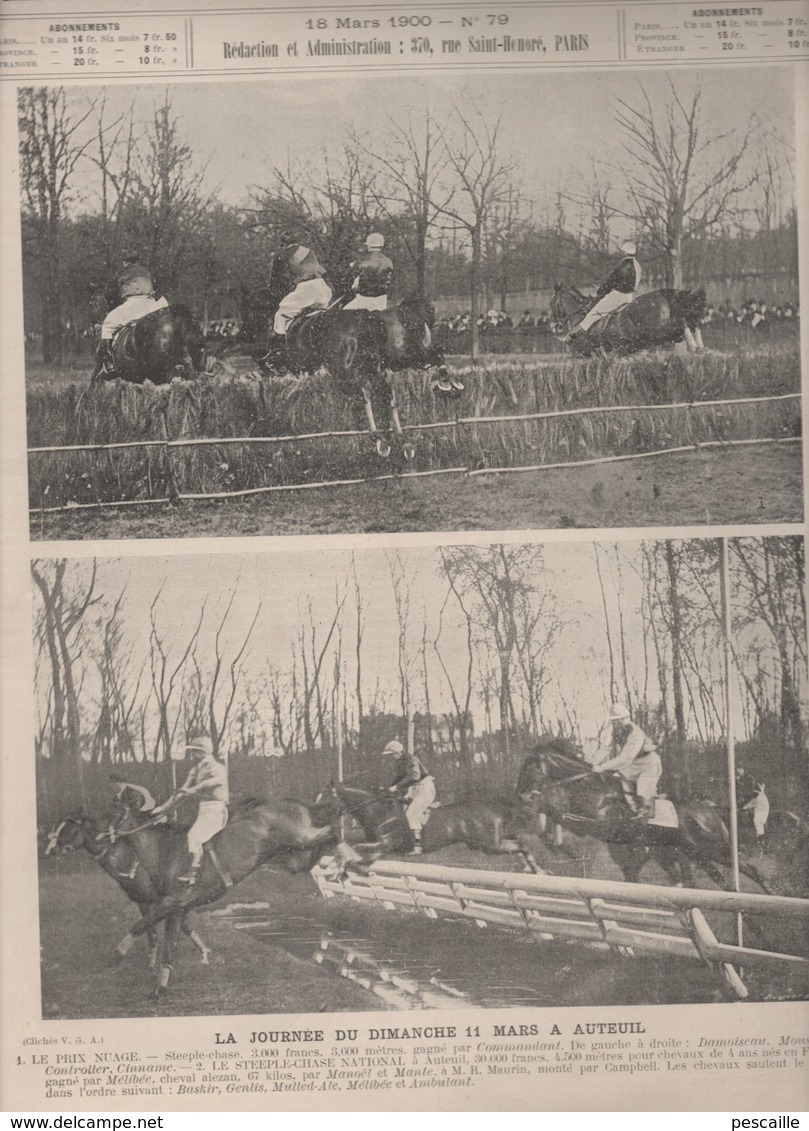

{"left": 550, "top": 284, "right": 707, "bottom": 357}
{"left": 271, "top": 295, "right": 460, "bottom": 459}
{"left": 110, "top": 797, "right": 354, "bottom": 994}
{"left": 516, "top": 737, "right": 773, "bottom": 892}
{"left": 44, "top": 814, "right": 210, "bottom": 969}
{"left": 314, "top": 780, "right": 541, "bottom": 873}
{"left": 89, "top": 296, "right": 207, "bottom": 386}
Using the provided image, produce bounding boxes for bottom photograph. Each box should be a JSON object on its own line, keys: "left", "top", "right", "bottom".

{"left": 33, "top": 536, "right": 808, "bottom": 1019}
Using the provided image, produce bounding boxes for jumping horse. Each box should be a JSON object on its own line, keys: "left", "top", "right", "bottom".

{"left": 550, "top": 285, "right": 707, "bottom": 357}
{"left": 315, "top": 780, "right": 541, "bottom": 873}
{"left": 44, "top": 814, "right": 210, "bottom": 968}
{"left": 56, "top": 798, "right": 355, "bottom": 994}
{"left": 516, "top": 737, "right": 773, "bottom": 892}
{"left": 278, "top": 297, "right": 459, "bottom": 459}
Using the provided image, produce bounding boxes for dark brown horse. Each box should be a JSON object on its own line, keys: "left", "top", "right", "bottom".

{"left": 517, "top": 737, "right": 773, "bottom": 892}
{"left": 315, "top": 780, "right": 540, "bottom": 872}
{"left": 279, "top": 297, "right": 457, "bottom": 458}
{"left": 111, "top": 798, "right": 352, "bottom": 993}
{"left": 550, "top": 284, "right": 707, "bottom": 356}
{"left": 89, "top": 291, "right": 207, "bottom": 385}
{"left": 44, "top": 814, "right": 210, "bottom": 968}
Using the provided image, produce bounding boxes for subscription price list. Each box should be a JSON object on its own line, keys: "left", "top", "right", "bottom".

{"left": 0, "top": 17, "right": 189, "bottom": 74}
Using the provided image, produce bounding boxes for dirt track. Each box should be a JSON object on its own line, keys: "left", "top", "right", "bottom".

{"left": 31, "top": 444, "right": 802, "bottom": 542}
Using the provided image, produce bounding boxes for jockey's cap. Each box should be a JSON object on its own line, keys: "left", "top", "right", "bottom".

{"left": 186, "top": 735, "right": 214, "bottom": 757}
{"left": 620, "top": 240, "right": 637, "bottom": 256}
{"left": 486, "top": 309, "right": 498, "bottom": 318}
{"left": 382, "top": 740, "right": 404, "bottom": 755}
{"left": 366, "top": 233, "right": 385, "bottom": 250}
{"left": 289, "top": 245, "right": 312, "bottom": 267}
{"left": 608, "top": 701, "right": 631, "bottom": 721}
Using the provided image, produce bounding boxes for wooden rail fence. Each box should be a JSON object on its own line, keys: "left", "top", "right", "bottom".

{"left": 312, "top": 859, "right": 809, "bottom": 1001}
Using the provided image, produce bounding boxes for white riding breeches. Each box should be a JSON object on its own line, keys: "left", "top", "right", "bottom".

{"left": 405, "top": 776, "right": 436, "bottom": 832}
{"left": 744, "top": 791, "right": 770, "bottom": 837}
{"left": 187, "top": 800, "right": 228, "bottom": 855}
{"left": 577, "top": 290, "right": 633, "bottom": 333}
{"left": 101, "top": 295, "right": 169, "bottom": 340}
{"left": 619, "top": 753, "right": 662, "bottom": 805}
{"left": 273, "top": 278, "right": 333, "bottom": 334}
{"left": 343, "top": 294, "right": 388, "bottom": 311}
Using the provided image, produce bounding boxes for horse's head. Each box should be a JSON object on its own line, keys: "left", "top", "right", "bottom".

{"left": 44, "top": 816, "right": 92, "bottom": 856}
{"left": 550, "top": 284, "right": 593, "bottom": 333}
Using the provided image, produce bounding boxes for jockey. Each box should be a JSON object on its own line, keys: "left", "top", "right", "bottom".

{"left": 382, "top": 739, "right": 435, "bottom": 854}
{"left": 595, "top": 702, "right": 661, "bottom": 820}
{"left": 342, "top": 233, "right": 394, "bottom": 311}
{"left": 96, "top": 250, "right": 169, "bottom": 375}
{"left": 735, "top": 765, "right": 769, "bottom": 843}
{"left": 273, "top": 245, "right": 333, "bottom": 336}
{"left": 568, "top": 240, "right": 641, "bottom": 339}
{"left": 151, "top": 735, "right": 229, "bottom": 886}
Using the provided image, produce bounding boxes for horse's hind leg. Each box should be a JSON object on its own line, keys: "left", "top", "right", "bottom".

{"left": 388, "top": 385, "right": 415, "bottom": 461}
{"left": 155, "top": 914, "right": 182, "bottom": 996}
{"left": 182, "top": 914, "right": 211, "bottom": 965}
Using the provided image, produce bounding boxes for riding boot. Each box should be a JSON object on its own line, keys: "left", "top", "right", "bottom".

{"left": 258, "top": 333, "right": 287, "bottom": 373}
{"left": 408, "top": 833, "right": 423, "bottom": 855}
{"left": 92, "top": 340, "right": 115, "bottom": 380}
{"left": 177, "top": 851, "right": 203, "bottom": 885}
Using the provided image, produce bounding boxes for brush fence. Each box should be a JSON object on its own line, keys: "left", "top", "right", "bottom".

{"left": 311, "top": 859, "right": 809, "bottom": 1000}
{"left": 28, "top": 391, "right": 801, "bottom": 512}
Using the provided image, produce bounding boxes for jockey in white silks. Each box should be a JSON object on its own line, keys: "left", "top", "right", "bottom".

{"left": 569, "top": 240, "right": 641, "bottom": 339}
{"left": 96, "top": 251, "right": 169, "bottom": 375}
{"left": 342, "top": 233, "right": 394, "bottom": 312}
{"left": 594, "top": 701, "right": 662, "bottom": 821}
{"left": 382, "top": 740, "right": 436, "bottom": 853}
{"left": 151, "top": 735, "right": 229, "bottom": 886}
{"left": 273, "top": 246, "right": 333, "bottom": 335}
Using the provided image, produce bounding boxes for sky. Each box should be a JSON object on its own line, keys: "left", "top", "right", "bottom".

{"left": 56, "top": 66, "right": 795, "bottom": 220}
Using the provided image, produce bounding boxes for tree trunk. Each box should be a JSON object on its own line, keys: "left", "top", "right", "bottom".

{"left": 470, "top": 225, "right": 481, "bottom": 360}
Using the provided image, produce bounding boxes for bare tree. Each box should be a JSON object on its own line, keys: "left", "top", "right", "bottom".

{"left": 133, "top": 90, "right": 211, "bottom": 287}
{"left": 18, "top": 87, "right": 98, "bottom": 362}
{"left": 31, "top": 560, "right": 100, "bottom": 807}
{"left": 612, "top": 77, "right": 758, "bottom": 285}
{"left": 358, "top": 109, "right": 453, "bottom": 297}
{"left": 437, "top": 106, "right": 514, "bottom": 358}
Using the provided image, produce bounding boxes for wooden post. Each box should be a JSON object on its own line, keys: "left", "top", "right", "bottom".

{"left": 719, "top": 537, "right": 743, "bottom": 948}
{"left": 334, "top": 678, "right": 344, "bottom": 841}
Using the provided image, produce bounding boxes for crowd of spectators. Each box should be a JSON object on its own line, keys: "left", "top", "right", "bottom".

{"left": 702, "top": 298, "right": 799, "bottom": 328}
{"left": 433, "top": 296, "right": 800, "bottom": 351}
{"left": 205, "top": 317, "right": 240, "bottom": 339}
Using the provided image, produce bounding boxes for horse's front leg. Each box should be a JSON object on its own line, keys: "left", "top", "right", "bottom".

{"left": 359, "top": 383, "right": 391, "bottom": 458}
{"left": 388, "top": 383, "right": 415, "bottom": 462}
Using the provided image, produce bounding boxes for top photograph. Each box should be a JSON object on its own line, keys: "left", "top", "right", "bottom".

{"left": 22, "top": 67, "right": 802, "bottom": 541}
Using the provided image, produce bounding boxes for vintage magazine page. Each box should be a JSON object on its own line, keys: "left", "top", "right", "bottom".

{"left": 1, "top": 0, "right": 808, "bottom": 1115}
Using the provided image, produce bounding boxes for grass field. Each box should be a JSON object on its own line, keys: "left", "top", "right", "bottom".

{"left": 26, "top": 333, "right": 802, "bottom": 538}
